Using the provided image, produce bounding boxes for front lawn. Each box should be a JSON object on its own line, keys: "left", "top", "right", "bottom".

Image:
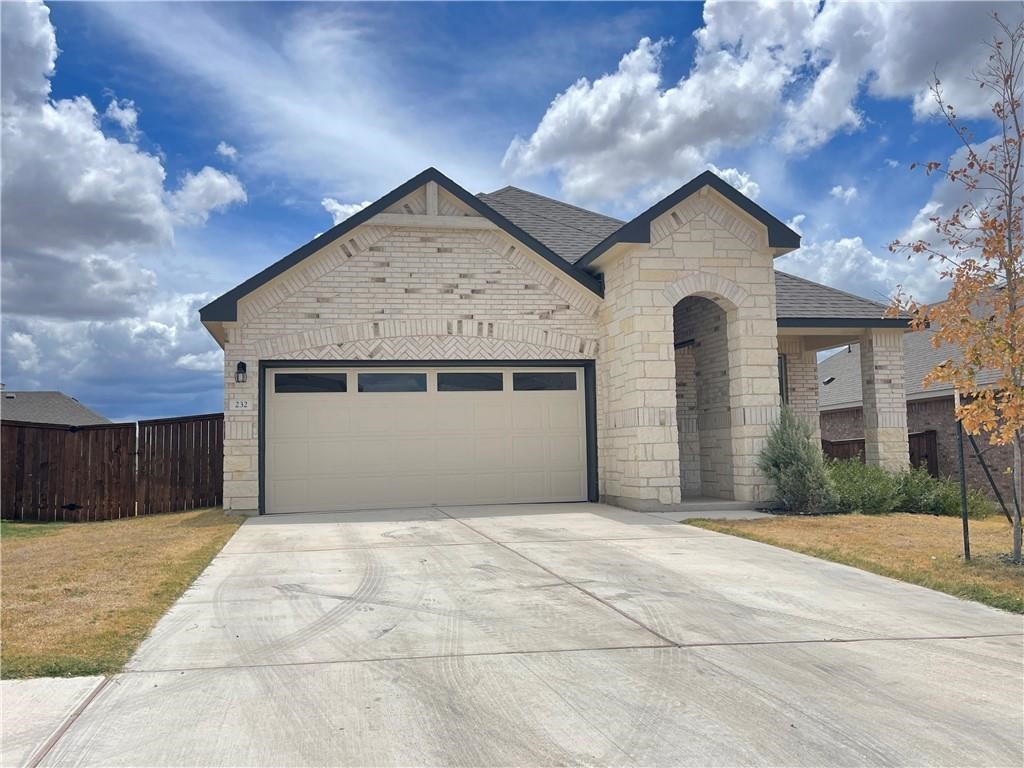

{"left": 1, "top": 508, "right": 242, "bottom": 678}
{"left": 688, "top": 513, "right": 1024, "bottom": 614}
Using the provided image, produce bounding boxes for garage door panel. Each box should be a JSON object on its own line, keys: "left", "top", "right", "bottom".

{"left": 265, "top": 366, "right": 587, "bottom": 512}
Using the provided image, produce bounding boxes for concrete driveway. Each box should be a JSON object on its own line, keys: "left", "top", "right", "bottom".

{"left": 22, "top": 503, "right": 1024, "bottom": 766}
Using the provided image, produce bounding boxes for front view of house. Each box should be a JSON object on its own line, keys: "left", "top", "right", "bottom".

{"left": 200, "top": 168, "right": 909, "bottom": 514}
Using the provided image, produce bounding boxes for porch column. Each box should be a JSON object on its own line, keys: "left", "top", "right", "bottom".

{"left": 778, "top": 337, "right": 821, "bottom": 442}
{"left": 860, "top": 328, "right": 909, "bottom": 470}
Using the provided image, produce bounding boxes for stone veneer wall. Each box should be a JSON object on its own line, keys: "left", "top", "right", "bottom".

{"left": 674, "top": 347, "right": 701, "bottom": 494}
{"left": 778, "top": 336, "right": 821, "bottom": 442}
{"left": 220, "top": 194, "right": 601, "bottom": 511}
{"left": 674, "top": 297, "right": 732, "bottom": 498}
{"left": 860, "top": 329, "right": 910, "bottom": 470}
{"left": 820, "top": 398, "right": 1015, "bottom": 500}
{"left": 596, "top": 189, "right": 780, "bottom": 506}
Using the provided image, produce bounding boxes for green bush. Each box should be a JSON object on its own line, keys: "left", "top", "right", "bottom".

{"left": 827, "top": 459, "right": 900, "bottom": 514}
{"left": 758, "top": 407, "right": 832, "bottom": 513}
{"left": 826, "top": 461, "right": 999, "bottom": 517}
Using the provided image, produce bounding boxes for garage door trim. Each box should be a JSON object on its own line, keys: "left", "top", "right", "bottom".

{"left": 257, "top": 359, "right": 598, "bottom": 514}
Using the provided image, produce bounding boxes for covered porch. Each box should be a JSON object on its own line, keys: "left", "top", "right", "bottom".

{"left": 674, "top": 272, "right": 910, "bottom": 501}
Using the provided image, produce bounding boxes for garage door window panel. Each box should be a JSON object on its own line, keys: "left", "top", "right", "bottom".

{"left": 437, "top": 372, "right": 504, "bottom": 392}
{"left": 358, "top": 373, "right": 427, "bottom": 393}
{"left": 512, "top": 372, "right": 577, "bottom": 391}
{"left": 275, "top": 373, "right": 347, "bottom": 393}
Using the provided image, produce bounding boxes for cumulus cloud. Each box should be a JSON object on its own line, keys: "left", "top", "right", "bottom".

{"left": 104, "top": 97, "right": 139, "bottom": 139}
{"left": 0, "top": 1, "right": 240, "bottom": 417}
{"left": 215, "top": 141, "right": 238, "bottom": 160}
{"left": 7, "top": 332, "right": 42, "bottom": 374}
{"left": 708, "top": 165, "right": 760, "bottom": 199}
{"left": 322, "top": 198, "right": 371, "bottom": 225}
{"left": 171, "top": 166, "right": 247, "bottom": 225}
{"left": 829, "top": 185, "right": 858, "bottom": 204}
{"left": 504, "top": 0, "right": 1008, "bottom": 204}
{"left": 777, "top": 236, "right": 945, "bottom": 305}
{"left": 175, "top": 350, "right": 223, "bottom": 371}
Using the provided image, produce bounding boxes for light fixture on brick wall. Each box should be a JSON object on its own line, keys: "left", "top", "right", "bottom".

{"left": 235, "top": 362, "right": 247, "bottom": 383}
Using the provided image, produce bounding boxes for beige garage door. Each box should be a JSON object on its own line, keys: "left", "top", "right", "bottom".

{"left": 264, "top": 366, "right": 587, "bottom": 513}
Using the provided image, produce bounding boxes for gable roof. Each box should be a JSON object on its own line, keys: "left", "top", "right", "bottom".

{"left": 199, "top": 166, "right": 897, "bottom": 331}
{"left": 775, "top": 271, "right": 906, "bottom": 327}
{"left": 200, "top": 168, "right": 604, "bottom": 322}
{"left": 0, "top": 391, "right": 110, "bottom": 426}
{"left": 477, "top": 186, "right": 624, "bottom": 263}
{"left": 575, "top": 170, "right": 802, "bottom": 268}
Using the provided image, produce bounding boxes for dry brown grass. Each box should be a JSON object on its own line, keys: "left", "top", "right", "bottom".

{"left": 1, "top": 508, "right": 242, "bottom": 678}
{"left": 689, "top": 513, "right": 1024, "bottom": 613}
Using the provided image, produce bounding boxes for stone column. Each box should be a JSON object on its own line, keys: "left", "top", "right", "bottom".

{"left": 778, "top": 336, "right": 821, "bottom": 443}
{"left": 860, "top": 328, "right": 909, "bottom": 470}
{"left": 223, "top": 325, "right": 259, "bottom": 512}
{"left": 726, "top": 308, "right": 782, "bottom": 502}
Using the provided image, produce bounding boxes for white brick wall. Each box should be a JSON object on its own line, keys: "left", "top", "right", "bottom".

{"left": 221, "top": 210, "right": 601, "bottom": 511}
{"left": 860, "top": 328, "right": 910, "bottom": 469}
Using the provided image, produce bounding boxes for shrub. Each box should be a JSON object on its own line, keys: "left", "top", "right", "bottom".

{"left": 827, "top": 460, "right": 900, "bottom": 514}
{"left": 758, "top": 407, "right": 832, "bottom": 513}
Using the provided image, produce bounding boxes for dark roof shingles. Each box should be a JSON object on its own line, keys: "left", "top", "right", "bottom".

{"left": 0, "top": 391, "right": 110, "bottom": 426}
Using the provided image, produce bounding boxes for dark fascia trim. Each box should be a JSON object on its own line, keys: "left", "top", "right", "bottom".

{"left": 575, "top": 170, "right": 802, "bottom": 270}
{"left": 202, "top": 168, "right": 602, "bottom": 322}
{"left": 257, "top": 358, "right": 599, "bottom": 515}
{"left": 776, "top": 317, "right": 910, "bottom": 329}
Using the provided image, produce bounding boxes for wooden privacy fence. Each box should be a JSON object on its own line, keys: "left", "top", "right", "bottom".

{"left": 1, "top": 413, "right": 223, "bottom": 522}
{"left": 821, "top": 431, "right": 939, "bottom": 477}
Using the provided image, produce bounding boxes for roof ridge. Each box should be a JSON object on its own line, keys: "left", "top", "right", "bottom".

{"left": 485, "top": 186, "right": 626, "bottom": 225}
{"left": 776, "top": 269, "right": 889, "bottom": 312}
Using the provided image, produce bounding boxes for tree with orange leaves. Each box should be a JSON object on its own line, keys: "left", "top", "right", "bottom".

{"left": 891, "top": 12, "right": 1023, "bottom": 563}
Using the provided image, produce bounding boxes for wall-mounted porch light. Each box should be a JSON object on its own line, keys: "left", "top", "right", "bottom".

{"left": 235, "top": 362, "right": 247, "bottom": 384}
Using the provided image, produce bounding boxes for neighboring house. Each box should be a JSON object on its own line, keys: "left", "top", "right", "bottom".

{"left": 819, "top": 331, "right": 1013, "bottom": 498}
{"left": 200, "top": 168, "right": 909, "bottom": 514}
{"left": 0, "top": 389, "right": 110, "bottom": 426}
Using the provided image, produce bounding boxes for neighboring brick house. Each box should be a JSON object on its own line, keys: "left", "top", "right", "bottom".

{"left": 819, "top": 332, "right": 1014, "bottom": 499}
{"left": 200, "top": 168, "right": 909, "bottom": 514}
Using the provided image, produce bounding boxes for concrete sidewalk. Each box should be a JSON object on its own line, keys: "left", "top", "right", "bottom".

{"left": 11, "top": 503, "right": 1024, "bottom": 767}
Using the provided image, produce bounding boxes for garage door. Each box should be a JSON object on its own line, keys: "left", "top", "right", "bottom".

{"left": 264, "top": 366, "right": 588, "bottom": 513}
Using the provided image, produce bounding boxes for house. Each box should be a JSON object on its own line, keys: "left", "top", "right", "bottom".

{"left": 0, "top": 389, "right": 110, "bottom": 426}
{"left": 200, "top": 168, "right": 909, "bottom": 514}
{"left": 819, "top": 329, "right": 1014, "bottom": 498}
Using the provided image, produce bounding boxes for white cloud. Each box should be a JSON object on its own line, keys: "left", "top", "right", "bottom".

{"left": 786, "top": 214, "right": 806, "bottom": 236}
{"left": 7, "top": 332, "right": 42, "bottom": 374}
{"left": 0, "top": 1, "right": 243, "bottom": 418}
{"left": 216, "top": 141, "right": 238, "bottom": 161}
{"left": 778, "top": 236, "right": 945, "bottom": 305}
{"left": 171, "top": 166, "right": 247, "bottom": 225}
{"left": 885, "top": 158, "right": 900, "bottom": 169}
{"left": 175, "top": 350, "right": 223, "bottom": 371}
{"left": 104, "top": 97, "right": 139, "bottom": 139}
{"left": 708, "top": 165, "right": 760, "bottom": 199}
{"left": 829, "top": 185, "right": 858, "bottom": 204}
{"left": 504, "top": 1, "right": 1010, "bottom": 204}
{"left": 321, "top": 198, "right": 371, "bottom": 225}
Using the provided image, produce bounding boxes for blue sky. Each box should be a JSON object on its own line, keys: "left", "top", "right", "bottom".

{"left": 0, "top": 1, "right": 1012, "bottom": 420}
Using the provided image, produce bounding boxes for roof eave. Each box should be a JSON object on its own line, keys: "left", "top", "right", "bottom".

{"left": 776, "top": 317, "right": 910, "bottom": 329}
{"left": 576, "top": 170, "right": 801, "bottom": 270}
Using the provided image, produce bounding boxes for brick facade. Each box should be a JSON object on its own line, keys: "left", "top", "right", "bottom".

{"left": 821, "top": 397, "right": 1015, "bottom": 500}
{"left": 860, "top": 328, "right": 910, "bottom": 470}
{"left": 221, "top": 187, "right": 601, "bottom": 511}
{"left": 213, "top": 178, "right": 905, "bottom": 513}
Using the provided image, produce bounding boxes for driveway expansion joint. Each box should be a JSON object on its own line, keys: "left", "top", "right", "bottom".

{"left": 24, "top": 675, "right": 112, "bottom": 768}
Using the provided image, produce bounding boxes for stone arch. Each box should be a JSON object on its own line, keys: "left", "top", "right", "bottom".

{"left": 662, "top": 272, "right": 750, "bottom": 311}
{"left": 255, "top": 318, "right": 599, "bottom": 360}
